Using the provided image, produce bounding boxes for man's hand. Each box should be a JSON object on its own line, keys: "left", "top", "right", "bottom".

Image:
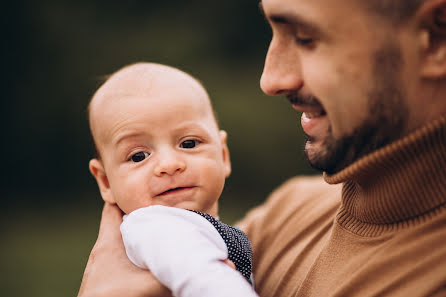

{"left": 77, "top": 203, "right": 172, "bottom": 297}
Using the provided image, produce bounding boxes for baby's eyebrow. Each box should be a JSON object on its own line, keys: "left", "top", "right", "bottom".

{"left": 174, "top": 122, "right": 212, "bottom": 135}
{"left": 113, "top": 131, "right": 146, "bottom": 147}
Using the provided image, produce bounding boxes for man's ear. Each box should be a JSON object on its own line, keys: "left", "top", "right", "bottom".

{"left": 219, "top": 130, "right": 232, "bottom": 178}
{"left": 89, "top": 158, "right": 116, "bottom": 204}
{"left": 419, "top": 0, "right": 446, "bottom": 78}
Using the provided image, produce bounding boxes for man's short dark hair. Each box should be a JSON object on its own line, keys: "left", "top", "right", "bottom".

{"left": 364, "top": 0, "right": 425, "bottom": 23}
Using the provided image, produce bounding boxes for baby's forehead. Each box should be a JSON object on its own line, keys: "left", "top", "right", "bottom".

{"left": 95, "top": 63, "right": 206, "bottom": 102}
{"left": 90, "top": 63, "right": 214, "bottom": 121}
{"left": 89, "top": 63, "right": 218, "bottom": 145}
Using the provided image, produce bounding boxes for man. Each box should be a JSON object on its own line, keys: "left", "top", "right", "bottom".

{"left": 78, "top": 0, "right": 446, "bottom": 296}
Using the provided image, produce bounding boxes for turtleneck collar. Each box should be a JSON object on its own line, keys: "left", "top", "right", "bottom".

{"left": 324, "top": 115, "right": 446, "bottom": 236}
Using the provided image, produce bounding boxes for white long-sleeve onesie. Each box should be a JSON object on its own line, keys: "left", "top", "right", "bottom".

{"left": 120, "top": 205, "right": 258, "bottom": 297}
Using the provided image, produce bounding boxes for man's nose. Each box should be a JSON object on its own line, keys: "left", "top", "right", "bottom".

{"left": 260, "top": 37, "right": 303, "bottom": 96}
{"left": 153, "top": 150, "right": 186, "bottom": 177}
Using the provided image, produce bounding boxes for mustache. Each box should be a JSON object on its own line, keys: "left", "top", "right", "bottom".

{"left": 286, "top": 93, "right": 322, "bottom": 108}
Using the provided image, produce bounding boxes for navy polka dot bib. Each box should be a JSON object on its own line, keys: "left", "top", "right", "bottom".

{"left": 189, "top": 210, "right": 253, "bottom": 285}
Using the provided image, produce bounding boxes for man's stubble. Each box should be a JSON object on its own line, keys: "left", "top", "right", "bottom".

{"left": 305, "top": 42, "right": 409, "bottom": 174}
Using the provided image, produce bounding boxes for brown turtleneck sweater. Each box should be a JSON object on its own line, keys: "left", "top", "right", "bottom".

{"left": 238, "top": 116, "right": 446, "bottom": 297}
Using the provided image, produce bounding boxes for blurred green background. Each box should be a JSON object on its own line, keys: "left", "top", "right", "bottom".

{"left": 3, "top": 1, "right": 317, "bottom": 296}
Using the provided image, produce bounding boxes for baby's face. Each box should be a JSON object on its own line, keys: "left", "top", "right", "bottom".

{"left": 89, "top": 66, "right": 231, "bottom": 215}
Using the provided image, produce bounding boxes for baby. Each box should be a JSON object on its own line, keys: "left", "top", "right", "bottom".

{"left": 87, "top": 63, "right": 257, "bottom": 297}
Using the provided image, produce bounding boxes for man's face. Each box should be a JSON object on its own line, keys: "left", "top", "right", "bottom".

{"left": 260, "top": 0, "right": 414, "bottom": 174}
{"left": 91, "top": 70, "right": 231, "bottom": 215}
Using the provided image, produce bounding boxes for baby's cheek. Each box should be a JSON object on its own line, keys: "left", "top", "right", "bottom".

{"left": 121, "top": 198, "right": 151, "bottom": 214}
{"left": 115, "top": 186, "right": 151, "bottom": 214}
{"left": 200, "top": 166, "right": 226, "bottom": 204}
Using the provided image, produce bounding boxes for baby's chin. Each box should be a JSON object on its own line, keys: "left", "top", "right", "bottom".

{"left": 169, "top": 200, "right": 219, "bottom": 218}
{"left": 118, "top": 195, "right": 219, "bottom": 217}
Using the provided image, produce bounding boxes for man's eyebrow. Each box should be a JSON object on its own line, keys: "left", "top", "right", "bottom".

{"left": 259, "top": 2, "right": 265, "bottom": 17}
{"left": 258, "top": 1, "right": 321, "bottom": 34}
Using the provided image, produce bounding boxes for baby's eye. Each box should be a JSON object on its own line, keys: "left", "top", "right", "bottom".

{"left": 130, "top": 152, "right": 149, "bottom": 162}
{"left": 180, "top": 139, "right": 199, "bottom": 149}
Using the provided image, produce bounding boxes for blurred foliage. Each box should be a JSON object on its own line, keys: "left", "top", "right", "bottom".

{"left": 3, "top": 1, "right": 317, "bottom": 296}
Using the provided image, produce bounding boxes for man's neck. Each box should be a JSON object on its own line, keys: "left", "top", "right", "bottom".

{"left": 324, "top": 114, "right": 446, "bottom": 235}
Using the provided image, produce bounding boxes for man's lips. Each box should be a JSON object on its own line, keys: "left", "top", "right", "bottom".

{"left": 291, "top": 104, "right": 328, "bottom": 137}
{"left": 287, "top": 92, "right": 326, "bottom": 118}
{"left": 291, "top": 104, "right": 326, "bottom": 117}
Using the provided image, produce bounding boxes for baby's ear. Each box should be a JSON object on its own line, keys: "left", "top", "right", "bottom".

{"left": 219, "top": 130, "right": 232, "bottom": 178}
{"left": 89, "top": 158, "right": 116, "bottom": 204}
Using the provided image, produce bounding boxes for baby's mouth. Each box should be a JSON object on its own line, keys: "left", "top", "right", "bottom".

{"left": 157, "top": 187, "right": 194, "bottom": 196}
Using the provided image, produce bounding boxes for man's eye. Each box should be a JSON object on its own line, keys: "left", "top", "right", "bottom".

{"left": 180, "top": 140, "right": 199, "bottom": 149}
{"left": 295, "top": 37, "right": 314, "bottom": 46}
{"left": 130, "top": 152, "right": 149, "bottom": 162}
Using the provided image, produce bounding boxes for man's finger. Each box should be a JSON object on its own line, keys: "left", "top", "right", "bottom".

{"left": 97, "top": 203, "right": 124, "bottom": 241}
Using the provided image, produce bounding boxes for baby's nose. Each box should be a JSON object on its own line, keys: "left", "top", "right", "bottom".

{"left": 153, "top": 152, "right": 186, "bottom": 176}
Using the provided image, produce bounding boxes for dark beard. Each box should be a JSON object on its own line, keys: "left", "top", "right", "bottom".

{"left": 305, "top": 43, "right": 408, "bottom": 174}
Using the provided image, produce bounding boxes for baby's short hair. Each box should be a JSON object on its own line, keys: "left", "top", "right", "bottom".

{"left": 87, "top": 62, "right": 220, "bottom": 159}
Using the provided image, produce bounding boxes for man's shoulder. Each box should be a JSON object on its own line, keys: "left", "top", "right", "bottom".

{"left": 238, "top": 175, "right": 342, "bottom": 240}
{"left": 265, "top": 175, "right": 342, "bottom": 210}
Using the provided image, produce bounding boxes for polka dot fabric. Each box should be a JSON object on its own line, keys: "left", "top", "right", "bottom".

{"left": 189, "top": 210, "right": 253, "bottom": 285}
